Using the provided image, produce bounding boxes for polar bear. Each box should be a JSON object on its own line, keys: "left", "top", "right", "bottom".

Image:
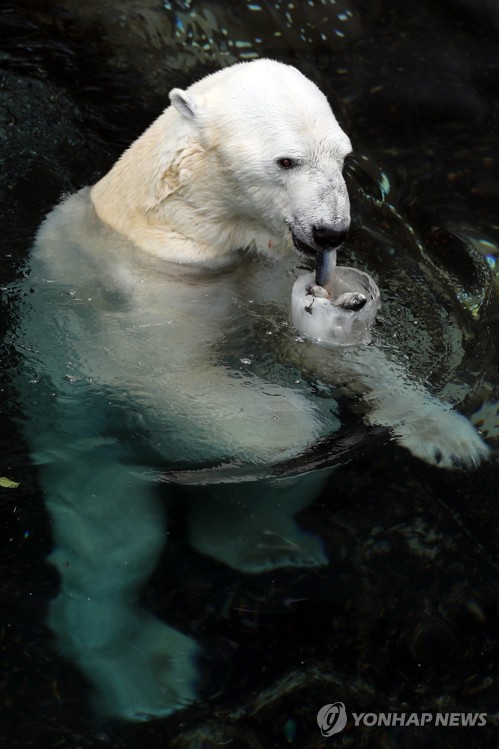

{"left": 16, "top": 59, "right": 488, "bottom": 721}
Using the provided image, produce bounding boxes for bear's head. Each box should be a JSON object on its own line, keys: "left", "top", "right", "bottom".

{"left": 169, "top": 59, "right": 352, "bottom": 263}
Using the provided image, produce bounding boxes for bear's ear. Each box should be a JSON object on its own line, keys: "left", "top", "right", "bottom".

{"left": 169, "top": 88, "right": 198, "bottom": 122}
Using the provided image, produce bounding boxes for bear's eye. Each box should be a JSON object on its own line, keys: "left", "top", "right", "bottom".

{"left": 277, "top": 158, "right": 295, "bottom": 170}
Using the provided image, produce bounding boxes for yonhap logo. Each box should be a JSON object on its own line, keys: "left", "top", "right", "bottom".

{"left": 316, "top": 703, "right": 488, "bottom": 737}
{"left": 317, "top": 702, "right": 348, "bottom": 736}
{"left": 351, "top": 712, "right": 487, "bottom": 728}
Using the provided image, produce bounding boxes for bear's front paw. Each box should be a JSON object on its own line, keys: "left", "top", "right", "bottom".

{"left": 392, "top": 407, "right": 489, "bottom": 470}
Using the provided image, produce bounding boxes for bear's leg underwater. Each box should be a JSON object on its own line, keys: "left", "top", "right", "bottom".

{"left": 28, "top": 397, "right": 199, "bottom": 721}
{"left": 186, "top": 471, "right": 330, "bottom": 574}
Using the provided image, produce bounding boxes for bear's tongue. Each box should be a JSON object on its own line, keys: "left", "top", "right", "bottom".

{"left": 315, "top": 248, "right": 337, "bottom": 290}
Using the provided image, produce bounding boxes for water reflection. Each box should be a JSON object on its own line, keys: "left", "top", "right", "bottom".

{"left": 162, "top": 0, "right": 363, "bottom": 64}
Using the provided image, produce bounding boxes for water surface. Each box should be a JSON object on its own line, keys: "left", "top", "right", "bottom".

{"left": 1, "top": 1, "right": 498, "bottom": 747}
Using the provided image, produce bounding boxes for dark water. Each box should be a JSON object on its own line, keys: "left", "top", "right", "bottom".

{"left": 1, "top": 0, "right": 499, "bottom": 747}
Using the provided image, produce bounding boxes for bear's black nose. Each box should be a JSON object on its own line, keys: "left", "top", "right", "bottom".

{"left": 312, "top": 225, "right": 349, "bottom": 249}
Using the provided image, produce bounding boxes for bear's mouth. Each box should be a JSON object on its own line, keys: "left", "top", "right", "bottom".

{"left": 291, "top": 232, "right": 318, "bottom": 258}
{"left": 291, "top": 231, "right": 337, "bottom": 287}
